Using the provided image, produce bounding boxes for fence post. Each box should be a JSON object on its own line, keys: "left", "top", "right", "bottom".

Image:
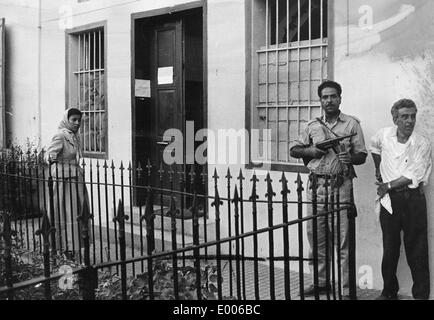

{"left": 35, "top": 212, "right": 55, "bottom": 300}
{"left": 26, "top": 151, "right": 37, "bottom": 252}
{"left": 128, "top": 162, "right": 135, "bottom": 276}
{"left": 249, "top": 172, "right": 260, "bottom": 300}
{"left": 265, "top": 173, "right": 276, "bottom": 300}
{"left": 232, "top": 186, "right": 241, "bottom": 300}
{"left": 335, "top": 176, "right": 342, "bottom": 300}
{"left": 136, "top": 162, "right": 145, "bottom": 274}
{"left": 225, "top": 168, "right": 233, "bottom": 298}
{"left": 141, "top": 188, "right": 155, "bottom": 300}
{"left": 211, "top": 170, "right": 223, "bottom": 300}
{"left": 348, "top": 181, "right": 358, "bottom": 300}
{"left": 237, "top": 169, "right": 246, "bottom": 300}
{"left": 77, "top": 195, "right": 97, "bottom": 300}
{"left": 103, "top": 161, "right": 111, "bottom": 264}
{"left": 47, "top": 164, "right": 57, "bottom": 253}
{"left": 89, "top": 159, "right": 96, "bottom": 264}
{"left": 295, "top": 174, "right": 305, "bottom": 300}
{"left": 113, "top": 199, "right": 129, "bottom": 300}
{"left": 310, "top": 173, "right": 320, "bottom": 300}
{"left": 168, "top": 196, "right": 179, "bottom": 300}
{"left": 324, "top": 176, "right": 331, "bottom": 300}
{"left": 330, "top": 175, "right": 337, "bottom": 300}
{"left": 54, "top": 161, "right": 63, "bottom": 255}
{"left": 110, "top": 161, "right": 119, "bottom": 273}
{"left": 280, "top": 172, "right": 291, "bottom": 300}
{"left": 1, "top": 211, "right": 14, "bottom": 300}
{"left": 192, "top": 192, "right": 202, "bottom": 300}
{"left": 158, "top": 163, "right": 165, "bottom": 252}
{"left": 178, "top": 165, "right": 186, "bottom": 267}
{"left": 201, "top": 167, "right": 208, "bottom": 260}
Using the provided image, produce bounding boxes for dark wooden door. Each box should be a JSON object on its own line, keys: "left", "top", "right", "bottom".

{"left": 135, "top": 11, "right": 205, "bottom": 210}
{"left": 149, "top": 18, "right": 184, "bottom": 204}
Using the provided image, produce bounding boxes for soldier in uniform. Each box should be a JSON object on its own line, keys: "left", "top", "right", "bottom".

{"left": 290, "top": 80, "right": 368, "bottom": 298}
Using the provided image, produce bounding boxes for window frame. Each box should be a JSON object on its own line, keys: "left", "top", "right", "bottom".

{"left": 245, "top": 0, "right": 334, "bottom": 173}
{"left": 65, "top": 21, "right": 108, "bottom": 159}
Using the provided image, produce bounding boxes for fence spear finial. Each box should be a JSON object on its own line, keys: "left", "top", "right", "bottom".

{"left": 167, "top": 196, "right": 179, "bottom": 219}
{"left": 35, "top": 212, "right": 56, "bottom": 240}
{"left": 77, "top": 195, "right": 94, "bottom": 224}
{"left": 158, "top": 162, "right": 164, "bottom": 180}
{"left": 237, "top": 168, "right": 245, "bottom": 182}
{"left": 225, "top": 167, "right": 232, "bottom": 180}
{"left": 146, "top": 159, "right": 152, "bottom": 176}
{"left": 212, "top": 168, "right": 219, "bottom": 181}
{"left": 211, "top": 187, "right": 223, "bottom": 209}
{"left": 296, "top": 173, "right": 304, "bottom": 193}
{"left": 265, "top": 173, "right": 276, "bottom": 198}
{"left": 280, "top": 172, "right": 290, "bottom": 196}
{"left": 113, "top": 199, "right": 129, "bottom": 224}
{"left": 249, "top": 171, "right": 259, "bottom": 201}
{"left": 137, "top": 161, "right": 143, "bottom": 179}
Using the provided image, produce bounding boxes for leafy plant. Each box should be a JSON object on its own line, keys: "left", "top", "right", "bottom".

{"left": 95, "top": 260, "right": 233, "bottom": 300}
{"left": 0, "top": 227, "right": 82, "bottom": 300}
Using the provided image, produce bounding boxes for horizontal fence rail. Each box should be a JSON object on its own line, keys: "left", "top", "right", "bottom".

{"left": 0, "top": 148, "right": 357, "bottom": 300}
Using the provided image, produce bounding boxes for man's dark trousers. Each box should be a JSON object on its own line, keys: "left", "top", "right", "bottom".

{"left": 380, "top": 188, "right": 430, "bottom": 300}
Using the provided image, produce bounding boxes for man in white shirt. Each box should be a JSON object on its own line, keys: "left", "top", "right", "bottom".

{"left": 370, "top": 99, "right": 432, "bottom": 300}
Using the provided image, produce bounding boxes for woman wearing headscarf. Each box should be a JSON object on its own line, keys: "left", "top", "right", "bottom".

{"left": 46, "top": 108, "right": 90, "bottom": 258}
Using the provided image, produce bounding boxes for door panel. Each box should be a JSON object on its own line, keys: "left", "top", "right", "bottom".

{"left": 151, "top": 19, "right": 183, "bottom": 205}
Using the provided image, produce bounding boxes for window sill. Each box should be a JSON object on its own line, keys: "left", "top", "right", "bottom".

{"left": 244, "top": 162, "right": 309, "bottom": 174}
{"left": 83, "top": 152, "right": 107, "bottom": 160}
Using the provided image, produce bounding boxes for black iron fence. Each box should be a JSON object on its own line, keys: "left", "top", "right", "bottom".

{"left": 0, "top": 148, "right": 357, "bottom": 300}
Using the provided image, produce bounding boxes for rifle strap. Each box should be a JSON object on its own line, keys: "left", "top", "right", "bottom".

{"left": 315, "top": 117, "right": 340, "bottom": 138}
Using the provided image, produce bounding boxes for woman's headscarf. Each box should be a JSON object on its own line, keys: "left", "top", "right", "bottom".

{"left": 58, "top": 108, "right": 83, "bottom": 159}
{"left": 58, "top": 108, "right": 82, "bottom": 133}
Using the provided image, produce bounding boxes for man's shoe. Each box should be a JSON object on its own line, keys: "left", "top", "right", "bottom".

{"left": 303, "top": 284, "right": 331, "bottom": 297}
{"left": 375, "top": 294, "right": 398, "bottom": 300}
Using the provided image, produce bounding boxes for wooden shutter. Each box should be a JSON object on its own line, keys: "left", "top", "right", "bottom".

{"left": 0, "top": 18, "right": 5, "bottom": 149}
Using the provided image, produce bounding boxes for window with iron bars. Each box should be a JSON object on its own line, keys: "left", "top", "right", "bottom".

{"left": 68, "top": 27, "right": 106, "bottom": 158}
{"left": 249, "top": 0, "right": 328, "bottom": 166}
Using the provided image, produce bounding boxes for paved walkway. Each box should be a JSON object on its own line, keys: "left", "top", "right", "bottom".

{"left": 219, "top": 260, "right": 412, "bottom": 300}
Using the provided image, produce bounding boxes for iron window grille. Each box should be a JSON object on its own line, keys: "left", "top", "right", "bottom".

{"left": 69, "top": 27, "right": 106, "bottom": 158}
{"left": 251, "top": 0, "right": 328, "bottom": 165}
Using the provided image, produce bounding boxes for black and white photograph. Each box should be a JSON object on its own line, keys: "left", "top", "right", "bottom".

{"left": 0, "top": 0, "right": 433, "bottom": 310}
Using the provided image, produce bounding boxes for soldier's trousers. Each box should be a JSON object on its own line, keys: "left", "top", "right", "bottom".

{"left": 306, "top": 177, "right": 352, "bottom": 293}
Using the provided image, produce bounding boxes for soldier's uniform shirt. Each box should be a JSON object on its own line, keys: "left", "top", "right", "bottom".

{"left": 292, "top": 112, "right": 368, "bottom": 175}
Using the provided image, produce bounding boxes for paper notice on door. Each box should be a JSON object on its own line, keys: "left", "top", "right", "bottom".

{"left": 158, "top": 67, "right": 173, "bottom": 85}
{"left": 135, "top": 79, "right": 151, "bottom": 98}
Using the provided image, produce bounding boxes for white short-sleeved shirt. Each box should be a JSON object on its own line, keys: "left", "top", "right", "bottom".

{"left": 370, "top": 127, "right": 432, "bottom": 188}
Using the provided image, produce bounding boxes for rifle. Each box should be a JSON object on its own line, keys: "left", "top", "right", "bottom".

{"left": 302, "top": 133, "right": 357, "bottom": 167}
